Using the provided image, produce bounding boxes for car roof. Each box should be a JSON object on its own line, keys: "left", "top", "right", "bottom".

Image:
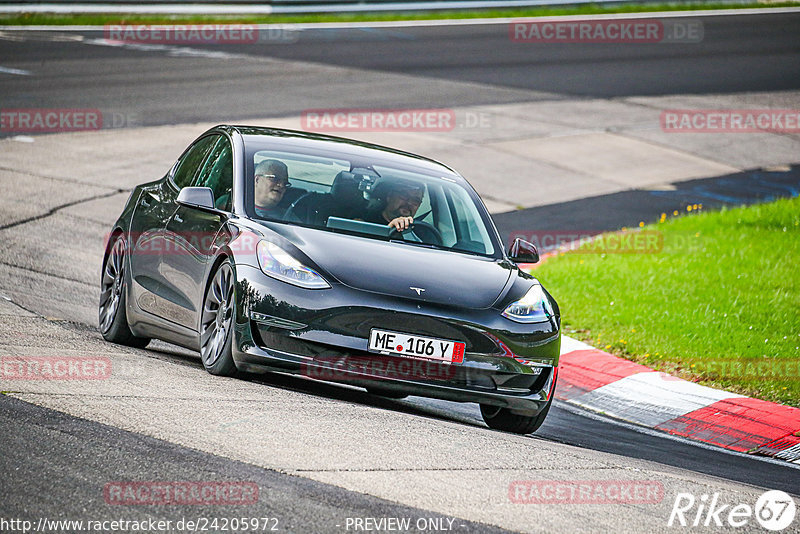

{"left": 215, "top": 125, "right": 462, "bottom": 180}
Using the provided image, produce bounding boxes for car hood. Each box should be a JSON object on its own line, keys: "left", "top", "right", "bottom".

{"left": 268, "top": 224, "right": 514, "bottom": 309}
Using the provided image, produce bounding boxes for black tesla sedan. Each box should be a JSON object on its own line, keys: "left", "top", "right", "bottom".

{"left": 99, "top": 125, "right": 560, "bottom": 434}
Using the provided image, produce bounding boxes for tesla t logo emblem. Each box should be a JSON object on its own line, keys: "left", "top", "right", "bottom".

{"left": 410, "top": 287, "right": 425, "bottom": 296}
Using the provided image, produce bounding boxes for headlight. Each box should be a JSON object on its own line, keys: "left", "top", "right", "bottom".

{"left": 502, "top": 284, "right": 554, "bottom": 323}
{"left": 256, "top": 241, "right": 330, "bottom": 289}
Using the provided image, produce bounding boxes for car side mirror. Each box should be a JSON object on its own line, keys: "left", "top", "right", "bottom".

{"left": 508, "top": 237, "right": 539, "bottom": 264}
{"left": 177, "top": 186, "right": 215, "bottom": 211}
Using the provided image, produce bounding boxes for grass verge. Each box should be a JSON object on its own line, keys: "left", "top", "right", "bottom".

{"left": 0, "top": 2, "right": 798, "bottom": 26}
{"left": 534, "top": 197, "right": 800, "bottom": 407}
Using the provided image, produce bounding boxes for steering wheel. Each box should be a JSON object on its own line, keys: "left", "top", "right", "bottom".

{"left": 390, "top": 221, "right": 443, "bottom": 246}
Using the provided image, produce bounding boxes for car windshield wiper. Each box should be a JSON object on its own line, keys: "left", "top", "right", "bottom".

{"left": 389, "top": 239, "right": 445, "bottom": 251}
{"left": 390, "top": 238, "right": 492, "bottom": 257}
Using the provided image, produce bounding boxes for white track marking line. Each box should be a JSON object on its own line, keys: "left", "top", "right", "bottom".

{"left": 82, "top": 38, "right": 259, "bottom": 61}
{"left": 0, "top": 65, "right": 31, "bottom": 75}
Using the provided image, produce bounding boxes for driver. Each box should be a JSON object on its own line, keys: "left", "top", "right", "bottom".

{"left": 363, "top": 179, "right": 425, "bottom": 232}
{"left": 254, "top": 159, "right": 290, "bottom": 218}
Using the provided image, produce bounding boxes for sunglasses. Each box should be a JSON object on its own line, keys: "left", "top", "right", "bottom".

{"left": 256, "top": 174, "right": 291, "bottom": 189}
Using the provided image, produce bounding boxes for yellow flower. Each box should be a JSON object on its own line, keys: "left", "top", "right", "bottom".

{"left": 631, "top": 328, "right": 636, "bottom": 333}
{"left": 605, "top": 344, "right": 612, "bottom": 350}
{"left": 639, "top": 221, "right": 645, "bottom": 228}
{"left": 687, "top": 205, "right": 692, "bottom": 212}
{"left": 673, "top": 210, "right": 679, "bottom": 216}
{"left": 692, "top": 204, "right": 698, "bottom": 210}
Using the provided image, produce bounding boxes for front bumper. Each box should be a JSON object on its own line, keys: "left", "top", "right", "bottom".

{"left": 231, "top": 265, "right": 560, "bottom": 415}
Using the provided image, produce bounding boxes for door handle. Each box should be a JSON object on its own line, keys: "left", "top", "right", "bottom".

{"left": 140, "top": 196, "right": 151, "bottom": 208}
{"left": 174, "top": 213, "right": 184, "bottom": 223}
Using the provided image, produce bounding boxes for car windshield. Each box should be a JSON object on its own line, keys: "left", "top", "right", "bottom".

{"left": 244, "top": 146, "right": 498, "bottom": 257}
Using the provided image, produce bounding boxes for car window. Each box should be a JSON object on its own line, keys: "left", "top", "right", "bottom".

{"left": 172, "top": 135, "right": 219, "bottom": 189}
{"left": 255, "top": 150, "right": 350, "bottom": 189}
{"left": 194, "top": 136, "right": 233, "bottom": 211}
{"left": 448, "top": 188, "right": 493, "bottom": 255}
{"left": 244, "top": 147, "right": 497, "bottom": 257}
{"left": 426, "top": 183, "right": 456, "bottom": 246}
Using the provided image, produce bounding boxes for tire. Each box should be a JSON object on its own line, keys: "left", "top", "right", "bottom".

{"left": 480, "top": 398, "right": 552, "bottom": 435}
{"left": 199, "top": 259, "right": 238, "bottom": 377}
{"left": 366, "top": 386, "right": 409, "bottom": 399}
{"left": 99, "top": 236, "right": 150, "bottom": 349}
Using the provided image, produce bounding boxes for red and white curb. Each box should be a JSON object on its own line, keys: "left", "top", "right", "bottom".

{"left": 557, "top": 336, "right": 800, "bottom": 463}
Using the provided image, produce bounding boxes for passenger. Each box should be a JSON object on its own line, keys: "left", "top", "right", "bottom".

{"left": 254, "top": 159, "right": 290, "bottom": 218}
{"left": 363, "top": 180, "right": 425, "bottom": 232}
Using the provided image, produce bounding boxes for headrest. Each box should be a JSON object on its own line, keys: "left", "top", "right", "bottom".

{"left": 331, "top": 171, "right": 367, "bottom": 208}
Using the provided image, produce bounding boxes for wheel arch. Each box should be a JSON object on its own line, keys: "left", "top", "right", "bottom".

{"left": 102, "top": 227, "right": 125, "bottom": 266}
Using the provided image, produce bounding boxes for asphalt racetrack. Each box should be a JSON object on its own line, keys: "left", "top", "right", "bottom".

{"left": 1, "top": 10, "right": 799, "bottom": 534}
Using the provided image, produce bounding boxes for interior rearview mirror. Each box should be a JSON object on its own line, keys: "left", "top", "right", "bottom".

{"left": 176, "top": 186, "right": 215, "bottom": 211}
{"left": 508, "top": 237, "right": 539, "bottom": 264}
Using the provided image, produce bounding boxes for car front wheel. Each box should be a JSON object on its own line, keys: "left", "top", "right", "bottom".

{"left": 200, "top": 260, "right": 238, "bottom": 376}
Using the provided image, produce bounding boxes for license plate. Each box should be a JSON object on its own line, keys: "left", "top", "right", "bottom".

{"left": 368, "top": 329, "right": 465, "bottom": 364}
